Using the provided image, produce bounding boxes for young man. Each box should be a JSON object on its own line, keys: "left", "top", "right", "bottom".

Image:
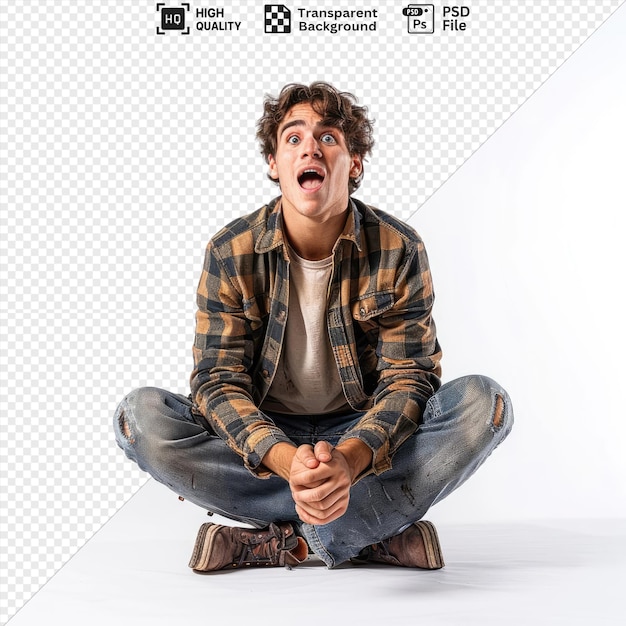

{"left": 114, "top": 82, "right": 513, "bottom": 571}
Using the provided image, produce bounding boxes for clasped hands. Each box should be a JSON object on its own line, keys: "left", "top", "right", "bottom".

{"left": 263, "top": 439, "right": 372, "bottom": 525}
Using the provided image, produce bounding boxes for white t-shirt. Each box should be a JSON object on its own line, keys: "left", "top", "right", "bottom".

{"left": 261, "top": 246, "right": 350, "bottom": 416}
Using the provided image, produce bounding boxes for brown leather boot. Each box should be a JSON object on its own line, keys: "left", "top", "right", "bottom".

{"left": 353, "top": 520, "right": 444, "bottom": 569}
{"left": 188, "top": 522, "right": 309, "bottom": 572}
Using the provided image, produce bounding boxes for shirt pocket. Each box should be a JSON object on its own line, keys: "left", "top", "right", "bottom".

{"left": 352, "top": 290, "right": 396, "bottom": 321}
{"left": 242, "top": 293, "right": 270, "bottom": 323}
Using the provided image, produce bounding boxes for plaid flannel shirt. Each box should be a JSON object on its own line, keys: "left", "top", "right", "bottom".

{"left": 190, "top": 197, "right": 442, "bottom": 478}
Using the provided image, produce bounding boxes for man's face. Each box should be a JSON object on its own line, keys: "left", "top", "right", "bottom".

{"left": 268, "top": 102, "right": 362, "bottom": 223}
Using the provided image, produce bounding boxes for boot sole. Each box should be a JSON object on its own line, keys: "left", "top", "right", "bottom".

{"left": 415, "top": 520, "right": 445, "bottom": 569}
{"left": 188, "top": 522, "right": 222, "bottom": 571}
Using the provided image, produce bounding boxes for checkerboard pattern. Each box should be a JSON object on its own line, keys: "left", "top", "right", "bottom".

{"left": 2, "top": 0, "right": 624, "bottom": 623}
{"left": 265, "top": 4, "right": 291, "bottom": 33}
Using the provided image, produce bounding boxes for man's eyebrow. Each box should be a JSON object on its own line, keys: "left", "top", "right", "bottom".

{"left": 278, "top": 118, "right": 343, "bottom": 138}
{"left": 278, "top": 119, "right": 305, "bottom": 137}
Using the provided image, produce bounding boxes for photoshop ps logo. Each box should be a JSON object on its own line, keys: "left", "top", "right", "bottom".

{"left": 403, "top": 4, "right": 434, "bottom": 33}
{"left": 156, "top": 3, "right": 191, "bottom": 35}
{"left": 265, "top": 5, "right": 291, "bottom": 33}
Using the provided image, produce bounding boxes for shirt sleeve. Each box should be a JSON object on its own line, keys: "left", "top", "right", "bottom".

{"left": 189, "top": 240, "right": 292, "bottom": 477}
{"left": 337, "top": 235, "right": 442, "bottom": 478}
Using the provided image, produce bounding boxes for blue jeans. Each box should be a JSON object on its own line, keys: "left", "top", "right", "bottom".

{"left": 114, "top": 375, "right": 512, "bottom": 567}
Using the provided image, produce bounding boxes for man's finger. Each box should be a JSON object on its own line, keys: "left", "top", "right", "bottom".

{"left": 314, "top": 440, "right": 333, "bottom": 463}
{"left": 295, "top": 496, "right": 349, "bottom": 525}
{"left": 294, "top": 444, "right": 320, "bottom": 469}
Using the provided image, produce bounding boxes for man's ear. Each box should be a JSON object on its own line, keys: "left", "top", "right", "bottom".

{"left": 268, "top": 154, "right": 279, "bottom": 181}
{"left": 350, "top": 155, "right": 362, "bottom": 179}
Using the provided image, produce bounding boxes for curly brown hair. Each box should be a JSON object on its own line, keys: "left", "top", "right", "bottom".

{"left": 256, "top": 82, "right": 375, "bottom": 193}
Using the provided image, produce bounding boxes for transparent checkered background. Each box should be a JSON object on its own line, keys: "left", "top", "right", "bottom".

{"left": 1, "top": 0, "right": 623, "bottom": 622}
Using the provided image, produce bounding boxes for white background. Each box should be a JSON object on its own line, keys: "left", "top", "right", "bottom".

{"left": 417, "top": 13, "right": 626, "bottom": 522}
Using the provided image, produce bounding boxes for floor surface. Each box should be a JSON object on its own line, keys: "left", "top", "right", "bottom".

{"left": 8, "top": 480, "right": 625, "bottom": 625}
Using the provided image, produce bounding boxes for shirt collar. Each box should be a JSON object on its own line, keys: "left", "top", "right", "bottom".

{"left": 255, "top": 197, "right": 363, "bottom": 255}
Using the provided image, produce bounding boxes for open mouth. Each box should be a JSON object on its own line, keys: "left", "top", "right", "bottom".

{"left": 297, "top": 168, "right": 325, "bottom": 191}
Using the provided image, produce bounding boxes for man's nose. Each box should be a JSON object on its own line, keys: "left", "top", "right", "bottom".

{"left": 300, "top": 134, "right": 322, "bottom": 158}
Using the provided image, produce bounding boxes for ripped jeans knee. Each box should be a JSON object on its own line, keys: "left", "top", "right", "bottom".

{"left": 113, "top": 394, "right": 139, "bottom": 463}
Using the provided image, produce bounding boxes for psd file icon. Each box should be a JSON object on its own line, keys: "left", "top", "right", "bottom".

{"left": 403, "top": 4, "right": 434, "bottom": 33}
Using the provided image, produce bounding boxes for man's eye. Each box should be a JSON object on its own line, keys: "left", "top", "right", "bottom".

{"left": 287, "top": 135, "right": 300, "bottom": 144}
{"left": 320, "top": 133, "right": 336, "bottom": 144}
